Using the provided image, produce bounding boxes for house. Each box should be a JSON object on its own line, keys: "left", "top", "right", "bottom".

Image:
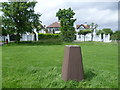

{"left": 76, "top": 24, "right": 90, "bottom": 30}
{"left": 76, "top": 24, "right": 91, "bottom": 32}
{"left": 75, "top": 24, "right": 111, "bottom": 42}
{"left": 37, "top": 24, "right": 46, "bottom": 34}
{"left": 46, "top": 22, "right": 60, "bottom": 34}
{"left": 0, "top": 22, "right": 111, "bottom": 42}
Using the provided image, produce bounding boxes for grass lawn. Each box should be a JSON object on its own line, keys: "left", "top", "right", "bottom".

{"left": 2, "top": 42, "right": 118, "bottom": 88}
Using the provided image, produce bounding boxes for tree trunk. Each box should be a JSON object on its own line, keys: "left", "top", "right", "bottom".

{"left": 101, "top": 33, "right": 103, "bottom": 42}
{"left": 84, "top": 35, "right": 85, "bottom": 42}
{"left": 15, "top": 33, "right": 21, "bottom": 43}
{"left": 4, "top": 36, "right": 5, "bottom": 44}
{"left": 91, "top": 32, "right": 93, "bottom": 41}
{"left": 34, "top": 33, "right": 36, "bottom": 41}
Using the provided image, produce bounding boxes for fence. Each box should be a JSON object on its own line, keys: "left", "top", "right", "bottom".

{"left": 0, "top": 33, "right": 38, "bottom": 42}
{"left": 0, "top": 35, "right": 10, "bottom": 42}
{"left": 76, "top": 33, "right": 111, "bottom": 42}
{"left": 0, "top": 33, "right": 111, "bottom": 42}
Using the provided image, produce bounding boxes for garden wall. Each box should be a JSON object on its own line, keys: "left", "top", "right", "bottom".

{"left": 76, "top": 33, "right": 111, "bottom": 42}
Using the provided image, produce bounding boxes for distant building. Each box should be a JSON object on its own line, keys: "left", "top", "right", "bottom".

{"left": 46, "top": 22, "right": 60, "bottom": 34}
{"left": 38, "top": 25, "right": 46, "bottom": 34}
{"left": 76, "top": 24, "right": 90, "bottom": 31}
{"left": 0, "top": 22, "right": 111, "bottom": 42}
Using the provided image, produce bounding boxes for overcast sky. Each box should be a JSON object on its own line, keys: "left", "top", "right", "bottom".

{"left": 34, "top": 0, "right": 119, "bottom": 31}
{"left": 0, "top": 0, "right": 119, "bottom": 31}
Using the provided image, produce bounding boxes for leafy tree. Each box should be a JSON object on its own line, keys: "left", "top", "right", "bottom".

{"left": 45, "top": 28, "right": 48, "bottom": 33}
{"left": 96, "top": 28, "right": 113, "bottom": 41}
{"left": 96, "top": 30, "right": 104, "bottom": 41}
{"left": 90, "top": 22, "right": 98, "bottom": 41}
{"left": 1, "top": 1, "right": 41, "bottom": 43}
{"left": 111, "top": 31, "right": 120, "bottom": 40}
{"left": 78, "top": 29, "right": 92, "bottom": 41}
{"left": 96, "top": 30, "right": 104, "bottom": 35}
{"left": 102, "top": 28, "right": 113, "bottom": 35}
{"left": 56, "top": 8, "right": 76, "bottom": 42}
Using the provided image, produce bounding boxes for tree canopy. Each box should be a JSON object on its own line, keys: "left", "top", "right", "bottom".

{"left": 90, "top": 22, "right": 98, "bottom": 41}
{"left": 56, "top": 8, "right": 76, "bottom": 42}
{"left": 78, "top": 29, "right": 92, "bottom": 41}
{"left": 102, "top": 28, "right": 113, "bottom": 35}
{"left": 96, "top": 30, "right": 104, "bottom": 35}
{"left": 111, "top": 30, "right": 120, "bottom": 40}
{"left": 78, "top": 29, "right": 92, "bottom": 35}
{"left": 1, "top": 1, "right": 41, "bottom": 43}
{"left": 96, "top": 28, "right": 113, "bottom": 35}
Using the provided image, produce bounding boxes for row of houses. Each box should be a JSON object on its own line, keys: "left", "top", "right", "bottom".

{"left": 39, "top": 22, "right": 111, "bottom": 42}
{"left": 0, "top": 22, "right": 111, "bottom": 42}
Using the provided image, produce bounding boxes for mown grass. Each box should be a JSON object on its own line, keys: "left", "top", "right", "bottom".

{"left": 2, "top": 41, "right": 118, "bottom": 88}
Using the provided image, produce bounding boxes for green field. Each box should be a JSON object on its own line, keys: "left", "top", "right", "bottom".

{"left": 2, "top": 42, "right": 118, "bottom": 88}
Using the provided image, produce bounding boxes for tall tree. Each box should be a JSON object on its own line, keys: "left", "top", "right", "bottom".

{"left": 102, "top": 28, "right": 113, "bottom": 35}
{"left": 90, "top": 22, "right": 98, "bottom": 41}
{"left": 1, "top": 1, "right": 41, "bottom": 43}
{"left": 56, "top": 8, "right": 76, "bottom": 42}
{"left": 96, "top": 28, "right": 113, "bottom": 41}
{"left": 111, "top": 30, "right": 120, "bottom": 40}
{"left": 96, "top": 30, "right": 104, "bottom": 42}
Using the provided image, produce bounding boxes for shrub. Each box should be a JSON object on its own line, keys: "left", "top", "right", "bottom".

{"left": 7, "top": 39, "right": 63, "bottom": 46}
{"left": 111, "top": 31, "right": 120, "bottom": 40}
{"left": 38, "top": 33, "right": 60, "bottom": 40}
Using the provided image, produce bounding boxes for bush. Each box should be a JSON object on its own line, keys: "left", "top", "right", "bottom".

{"left": 111, "top": 31, "right": 120, "bottom": 40}
{"left": 7, "top": 39, "right": 63, "bottom": 45}
{"left": 38, "top": 33, "right": 60, "bottom": 40}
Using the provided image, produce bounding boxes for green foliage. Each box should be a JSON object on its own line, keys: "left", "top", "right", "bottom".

{"left": 96, "top": 29, "right": 113, "bottom": 40}
{"left": 90, "top": 22, "right": 98, "bottom": 31}
{"left": 111, "top": 30, "right": 120, "bottom": 40}
{"left": 78, "top": 29, "right": 92, "bottom": 35}
{"left": 96, "top": 30, "right": 104, "bottom": 35}
{"left": 8, "top": 39, "right": 63, "bottom": 45}
{"left": 1, "top": 1, "right": 41, "bottom": 43}
{"left": 78, "top": 29, "right": 92, "bottom": 41}
{"left": 96, "top": 30, "right": 104, "bottom": 40}
{"left": 102, "top": 28, "right": 113, "bottom": 35}
{"left": 90, "top": 22, "right": 98, "bottom": 41}
{"left": 38, "top": 33, "right": 60, "bottom": 40}
{"left": 97, "top": 28, "right": 113, "bottom": 35}
{"left": 56, "top": 8, "right": 76, "bottom": 42}
{"left": 2, "top": 42, "right": 118, "bottom": 88}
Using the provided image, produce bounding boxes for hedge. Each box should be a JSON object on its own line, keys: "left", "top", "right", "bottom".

{"left": 38, "top": 33, "right": 60, "bottom": 40}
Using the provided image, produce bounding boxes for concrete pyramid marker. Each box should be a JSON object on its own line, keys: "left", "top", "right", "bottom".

{"left": 62, "top": 45, "right": 84, "bottom": 81}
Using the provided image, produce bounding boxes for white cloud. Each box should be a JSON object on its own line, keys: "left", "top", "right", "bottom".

{"left": 35, "top": 1, "right": 118, "bottom": 31}
{"left": 0, "top": 0, "right": 118, "bottom": 30}
{"left": 76, "top": 8, "right": 118, "bottom": 30}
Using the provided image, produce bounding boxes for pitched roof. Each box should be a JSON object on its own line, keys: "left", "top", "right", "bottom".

{"left": 76, "top": 24, "right": 90, "bottom": 29}
{"left": 47, "top": 22, "right": 60, "bottom": 28}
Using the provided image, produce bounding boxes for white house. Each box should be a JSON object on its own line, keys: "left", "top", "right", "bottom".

{"left": 46, "top": 22, "right": 61, "bottom": 34}
{"left": 0, "top": 22, "right": 111, "bottom": 42}
{"left": 75, "top": 23, "right": 111, "bottom": 42}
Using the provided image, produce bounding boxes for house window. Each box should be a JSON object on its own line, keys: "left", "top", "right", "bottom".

{"left": 54, "top": 28, "right": 59, "bottom": 31}
{"left": 56, "top": 28, "right": 59, "bottom": 31}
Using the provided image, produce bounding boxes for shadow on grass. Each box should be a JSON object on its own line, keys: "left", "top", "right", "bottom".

{"left": 84, "top": 69, "right": 97, "bottom": 81}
